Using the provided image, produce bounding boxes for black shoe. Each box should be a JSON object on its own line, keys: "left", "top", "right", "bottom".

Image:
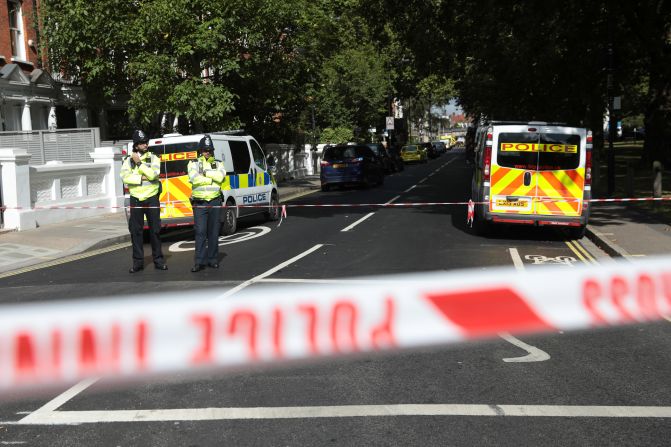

{"left": 129, "top": 265, "right": 144, "bottom": 273}
{"left": 208, "top": 262, "right": 219, "bottom": 269}
{"left": 155, "top": 264, "right": 168, "bottom": 270}
{"left": 191, "top": 264, "right": 205, "bottom": 272}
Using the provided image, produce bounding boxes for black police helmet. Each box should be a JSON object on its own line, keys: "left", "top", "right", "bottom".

{"left": 132, "top": 129, "right": 149, "bottom": 145}
{"left": 198, "top": 135, "right": 214, "bottom": 155}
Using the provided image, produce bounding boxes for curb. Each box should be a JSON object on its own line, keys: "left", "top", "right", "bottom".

{"left": 585, "top": 225, "right": 632, "bottom": 260}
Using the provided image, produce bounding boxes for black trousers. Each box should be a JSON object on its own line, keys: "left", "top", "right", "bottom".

{"left": 192, "top": 197, "right": 222, "bottom": 265}
{"left": 129, "top": 195, "right": 164, "bottom": 267}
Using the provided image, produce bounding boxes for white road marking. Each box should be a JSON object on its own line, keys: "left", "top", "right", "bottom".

{"left": 508, "top": 247, "right": 525, "bottom": 271}
{"left": 341, "top": 212, "right": 375, "bottom": 232}
{"left": 169, "top": 226, "right": 271, "bottom": 252}
{"left": 218, "top": 244, "right": 324, "bottom": 299}
{"left": 258, "top": 278, "right": 386, "bottom": 284}
{"left": 386, "top": 195, "right": 401, "bottom": 204}
{"left": 500, "top": 333, "right": 551, "bottom": 363}
{"left": 13, "top": 404, "right": 671, "bottom": 424}
{"left": 503, "top": 247, "right": 551, "bottom": 362}
{"left": 418, "top": 178, "right": 426, "bottom": 184}
{"left": 403, "top": 185, "right": 417, "bottom": 193}
{"left": 19, "top": 377, "right": 99, "bottom": 424}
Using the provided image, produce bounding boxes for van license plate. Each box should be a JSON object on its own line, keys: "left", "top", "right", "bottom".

{"left": 333, "top": 163, "right": 345, "bottom": 168}
{"left": 496, "top": 199, "right": 529, "bottom": 208}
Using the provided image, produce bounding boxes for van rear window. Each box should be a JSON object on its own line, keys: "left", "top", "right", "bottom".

{"left": 497, "top": 133, "right": 580, "bottom": 170}
{"left": 151, "top": 142, "right": 199, "bottom": 178}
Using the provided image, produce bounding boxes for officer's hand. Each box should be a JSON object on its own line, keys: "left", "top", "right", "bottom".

{"left": 131, "top": 153, "right": 141, "bottom": 164}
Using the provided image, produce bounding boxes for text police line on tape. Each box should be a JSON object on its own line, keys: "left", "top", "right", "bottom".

{"left": 0, "top": 257, "right": 669, "bottom": 397}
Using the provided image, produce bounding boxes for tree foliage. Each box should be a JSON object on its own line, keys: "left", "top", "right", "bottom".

{"left": 41, "top": 0, "right": 671, "bottom": 161}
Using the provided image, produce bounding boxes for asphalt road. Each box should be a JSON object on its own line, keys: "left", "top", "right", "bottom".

{"left": 1, "top": 150, "right": 670, "bottom": 446}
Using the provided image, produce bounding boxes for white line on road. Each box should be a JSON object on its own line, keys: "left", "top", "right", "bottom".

{"left": 218, "top": 244, "right": 324, "bottom": 299}
{"left": 19, "top": 377, "right": 99, "bottom": 424}
{"left": 499, "top": 333, "right": 551, "bottom": 363}
{"left": 341, "top": 212, "right": 375, "bottom": 232}
{"left": 403, "top": 185, "right": 417, "bottom": 193}
{"left": 386, "top": 195, "right": 401, "bottom": 204}
{"left": 13, "top": 404, "right": 671, "bottom": 424}
{"left": 508, "top": 247, "right": 525, "bottom": 272}
{"left": 503, "top": 247, "right": 551, "bottom": 362}
{"left": 258, "top": 278, "right": 387, "bottom": 284}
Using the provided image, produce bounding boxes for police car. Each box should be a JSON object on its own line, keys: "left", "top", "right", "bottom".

{"left": 123, "top": 131, "right": 280, "bottom": 235}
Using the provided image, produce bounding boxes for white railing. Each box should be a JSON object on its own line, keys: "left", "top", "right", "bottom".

{"left": 0, "top": 128, "right": 101, "bottom": 165}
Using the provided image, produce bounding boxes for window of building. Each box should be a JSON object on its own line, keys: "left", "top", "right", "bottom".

{"left": 8, "top": 0, "right": 27, "bottom": 60}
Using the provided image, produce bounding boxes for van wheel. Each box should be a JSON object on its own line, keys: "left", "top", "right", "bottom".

{"left": 220, "top": 201, "right": 237, "bottom": 236}
{"left": 266, "top": 192, "right": 280, "bottom": 221}
{"left": 569, "top": 225, "right": 586, "bottom": 240}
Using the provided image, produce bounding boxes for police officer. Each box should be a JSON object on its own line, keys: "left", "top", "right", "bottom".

{"left": 120, "top": 130, "right": 167, "bottom": 273}
{"left": 188, "top": 135, "right": 226, "bottom": 272}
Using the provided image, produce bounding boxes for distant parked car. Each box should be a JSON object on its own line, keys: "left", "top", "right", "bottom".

{"left": 320, "top": 144, "right": 385, "bottom": 191}
{"left": 366, "top": 143, "right": 394, "bottom": 173}
{"left": 387, "top": 145, "right": 405, "bottom": 172}
{"left": 421, "top": 142, "right": 438, "bottom": 159}
{"left": 431, "top": 141, "right": 447, "bottom": 155}
{"left": 400, "top": 144, "right": 427, "bottom": 163}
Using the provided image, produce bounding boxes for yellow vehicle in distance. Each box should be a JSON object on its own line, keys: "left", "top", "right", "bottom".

{"left": 400, "top": 144, "right": 428, "bottom": 164}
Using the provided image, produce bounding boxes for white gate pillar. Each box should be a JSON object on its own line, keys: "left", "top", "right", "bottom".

{"left": 0, "top": 148, "right": 35, "bottom": 230}
{"left": 90, "top": 147, "right": 124, "bottom": 212}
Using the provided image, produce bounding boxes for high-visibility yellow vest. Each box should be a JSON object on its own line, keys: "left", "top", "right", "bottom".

{"left": 120, "top": 152, "right": 161, "bottom": 201}
{"left": 188, "top": 156, "right": 226, "bottom": 200}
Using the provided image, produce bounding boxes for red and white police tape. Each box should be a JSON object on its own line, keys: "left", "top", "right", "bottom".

{"left": 1, "top": 256, "right": 670, "bottom": 398}
{"left": 0, "top": 196, "right": 670, "bottom": 211}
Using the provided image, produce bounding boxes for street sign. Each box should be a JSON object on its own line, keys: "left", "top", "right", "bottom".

{"left": 386, "top": 116, "right": 394, "bottom": 130}
{"left": 613, "top": 96, "right": 621, "bottom": 110}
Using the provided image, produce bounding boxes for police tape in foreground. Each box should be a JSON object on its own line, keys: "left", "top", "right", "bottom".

{"left": 1, "top": 257, "right": 670, "bottom": 397}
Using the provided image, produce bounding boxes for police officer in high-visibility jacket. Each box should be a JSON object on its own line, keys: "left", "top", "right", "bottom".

{"left": 188, "top": 135, "right": 226, "bottom": 272}
{"left": 120, "top": 130, "right": 167, "bottom": 273}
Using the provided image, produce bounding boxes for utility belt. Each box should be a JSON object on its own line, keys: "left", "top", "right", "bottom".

{"left": 190, "top": 196, "right": 222, "bottom": 205}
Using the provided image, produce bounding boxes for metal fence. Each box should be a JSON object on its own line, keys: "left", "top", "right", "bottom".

{"left": 0, "top": 128, "right": 101, "bottom": 165}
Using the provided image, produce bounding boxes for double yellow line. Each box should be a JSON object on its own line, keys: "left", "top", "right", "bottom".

{"left": 565, "top": 239, "right": 598, "bottom": 265}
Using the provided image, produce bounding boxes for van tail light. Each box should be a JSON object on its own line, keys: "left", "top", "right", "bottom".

{"left": 483, "top": 129, "right": 493, "bottom": 181}
{"left": 320, "top": 160, "right": 331, "bottom": 167}
{"left": 123, "top": 185, "right": 129, "bottom": 194}
{"left": 483, "top": 146, "right": 492, "bottom": 181}
{"left": 586, "top": 132, "right": 593, "bottom": 144}
{"left": 585, "top": 151, "right": 592, "bottom": 186}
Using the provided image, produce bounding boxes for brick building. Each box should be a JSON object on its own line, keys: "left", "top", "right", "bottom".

{"left": 0, "top": 0, "right": 93, "bottom": 133}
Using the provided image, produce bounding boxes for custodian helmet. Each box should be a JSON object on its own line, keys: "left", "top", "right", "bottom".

{"left": 132, "top": 129, "right": 149, "bottom": 145}
{"left": 198, "top": 135, "right": 214, "bottom": 155}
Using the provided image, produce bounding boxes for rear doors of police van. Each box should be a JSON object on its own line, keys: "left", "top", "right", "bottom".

{"left": 489, "top": 123, "right": 586, "bottom": 221}
{"left": 149, "top": 137, "right": 199, "bottom": 226}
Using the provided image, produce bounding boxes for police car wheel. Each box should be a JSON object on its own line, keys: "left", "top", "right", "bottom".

{"left": 267, "top": 193, "right": 280, "bottom": 221}
{"left": 220, "top": 203, "right": 237, "bottom": 236}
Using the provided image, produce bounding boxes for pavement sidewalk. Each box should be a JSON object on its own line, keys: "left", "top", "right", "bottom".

{"left": 0, "top": 175, "right": 669, "bottom": 276}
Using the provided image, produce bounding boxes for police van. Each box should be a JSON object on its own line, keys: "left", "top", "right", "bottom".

{"left": 470, "top": 121, "right": 592, "bottom": 239}
{"left": 124, "top": 131, "right": 280, "bottom": 235}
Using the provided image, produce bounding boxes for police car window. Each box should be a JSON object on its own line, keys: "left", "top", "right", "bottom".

{"left": 538, "top": 133, "right": 581, "bottom": 170}
{"left": 496, "top": 132, "right": 539, "bottom": 170}
{"left": 250, "top": 140, "right": 266, "bottom": 170}
{"left": 229, "top": 140, "right": 251, "bottom": 174}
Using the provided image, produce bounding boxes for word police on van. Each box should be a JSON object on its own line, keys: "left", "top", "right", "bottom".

{"left": 123, "top": 131, "right": 280, "bottom": 235}
{"left": 471, "top": 121, "right": 592, "bottom": 239}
